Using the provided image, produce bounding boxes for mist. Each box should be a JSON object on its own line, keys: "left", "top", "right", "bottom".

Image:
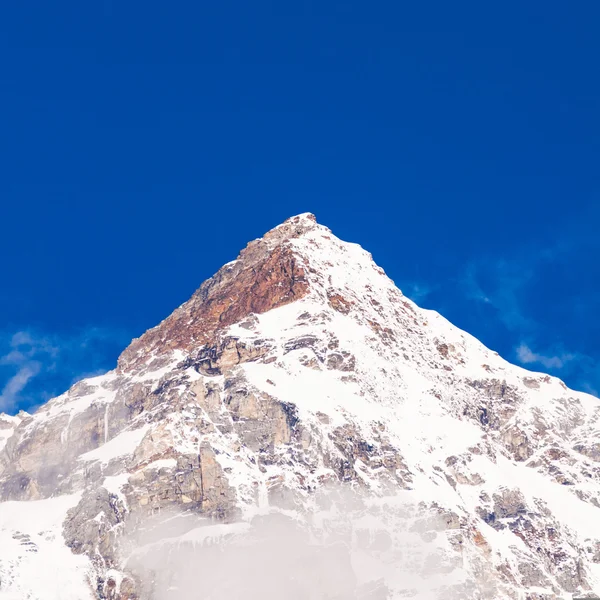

{"left": 120, "top": 488, "right": 501, "bottom": 600}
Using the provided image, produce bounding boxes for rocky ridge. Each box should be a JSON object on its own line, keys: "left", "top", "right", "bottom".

{"left": 0, "top": 213, "right": 599, "bottom": 599}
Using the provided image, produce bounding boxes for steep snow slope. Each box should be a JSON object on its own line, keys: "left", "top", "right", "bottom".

{"left": 0, "top": 494, "right": 93, "bottom": 599}
{"left": 0, "top": 414, "right": 24, "bottom": 453}
{"left": 0, "top": 213, "right": 598, "bottom": 600}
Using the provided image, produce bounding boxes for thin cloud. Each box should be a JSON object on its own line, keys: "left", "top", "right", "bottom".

{"left": 463, "top": 263, "right": 492, "bottom": 305}
{"left": 455, "top": 213, "right": 600, "bottom": 397}
{"left": 402, "top": 282, "right": 436, "bottom": 303}
{"left": 515, "top": 343, "right": 576, "bottom": 370}
{"left": 0, "top": 332, "right": 54, "bottom": 412}
{"left": 462, "top": 259, "right": 535, "bottom": 332}
{"left": 0, "top": 327, "right": 130, "bottom": 414}
{"left": 581, "top": 382, "right": 599, "bottom": 398}
{"left": 514, "top": 342, "right": 600, "bottom": 397}
{"left": 0, "top": 361, "right": 42, "bottom": 412}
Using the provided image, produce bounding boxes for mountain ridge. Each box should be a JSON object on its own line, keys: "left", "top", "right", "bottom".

{"left": 0, "top": 213, "right": 599, "bottom": 600}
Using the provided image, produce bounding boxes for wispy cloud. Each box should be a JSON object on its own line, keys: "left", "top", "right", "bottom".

{"left": 0, "top": 361, "right": 42, "bottom": 412}
{"left": 402, "top": 282, "right": 436, "bottom": 303}
{"left": 0, "top": 327, "right": 130, "bottom": 414}
{"left": 581, "top": 382, "right": 599, "bottom": 397}
{"left": 514, "top": 342, "right": 599, "bottom": 398}
{"left": 463, "top": 263, "right": 492, "bottom": 305}
{"left": 0, "top": 332, "right": 56, "bottom": 412}
{"left": 515, "top": 343, "right": 576, "bottom": 370}
{"left": 406, "top": 204, "right": 600, "bottom": 398}
{"left": 462, "top": 258, "right": 536, "bottom": 332}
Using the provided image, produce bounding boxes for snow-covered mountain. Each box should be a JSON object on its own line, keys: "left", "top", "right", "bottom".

{"left": 1, "top": 213, "right": 599, "bottom": 600}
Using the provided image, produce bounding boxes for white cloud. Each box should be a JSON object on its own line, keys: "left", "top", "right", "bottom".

{"left": 402, "top": 282, "right": 435, "bottom": 303}
{"left": 463, "top": 259, "right": 535, "bottom": 332}
{"left": 0, "top": 327, "right": 130, "bottom": 414}
{"left": 581, "top": 382, "right": 599, "bottom": 398}
{"left": 0, "top": 332, "right": 51, "bottom": 412}
{"left": 463, "top": 264, "right": 492, "bottom": 305}
{"left": 0, "top": 361, "right": 42, "bottom": 412}
{"left": 516, "top": 343, "right": 576, "bottom": 370}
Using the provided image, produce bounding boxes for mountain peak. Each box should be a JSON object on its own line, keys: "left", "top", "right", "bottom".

{"left": 248, "top": 212, "right": 323, "bottom": 255}
{"left": 263, "top": 212, "right": 318, "bottom": 240}
{"left": 117, "top": 214, "right": 325, "bottom": 371}
{"left": 117, "top": 212, "right": 385, "bottom": 373}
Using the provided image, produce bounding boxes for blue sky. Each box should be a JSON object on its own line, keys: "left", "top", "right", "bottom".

{"left": 1, "top": 2, "right": 599, "bottom": 413}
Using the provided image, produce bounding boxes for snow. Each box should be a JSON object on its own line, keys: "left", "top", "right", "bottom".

{"left": 143, "top": 458, "right": 178, "bottom": 471}
{"left": 129, "top": 350, "right": 185, "bottom": 388}
{"left": 104, "top": 404, "right": 110, "bottom": 444}
{"left": 40, "top": 372, "right": 118, "bottom": 421}
{"left": 0, "top": 432, "right": 12, "bottom": 453}
{"left": 80, "top": 423, "right": 151, "bottom": 465}
{"left": 103, "top": 472, "right": 131, "bottom": 507}
{"left": 0, "top": 494, "right": 93, "bottom": 599}
{"left": 0, "top": 414, "right": 21, "bottom": 452}
{"left": 126, "top": 521, "right": 252, "bottom": 561}
{"left": 493, "top": 454, "right": 600, "bottom": 541}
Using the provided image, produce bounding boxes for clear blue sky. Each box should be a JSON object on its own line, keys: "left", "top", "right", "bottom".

{"left": 1, "top": 1, "right": 599, "bottom": 413}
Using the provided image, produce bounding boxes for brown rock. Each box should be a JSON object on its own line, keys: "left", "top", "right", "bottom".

{"left": 118, "top": 216, "right": 314, "bottom": 372}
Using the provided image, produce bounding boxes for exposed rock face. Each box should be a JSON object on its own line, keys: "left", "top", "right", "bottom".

{"left": 0, "top": 212, "right": 599, "bottom": 600}
{"left": 118, "top": 214, "right": 313, "bottom": 373}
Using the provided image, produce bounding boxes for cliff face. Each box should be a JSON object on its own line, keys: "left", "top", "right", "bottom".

{"left": 0, "top": 213, "right": 599, "bottom": 600}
